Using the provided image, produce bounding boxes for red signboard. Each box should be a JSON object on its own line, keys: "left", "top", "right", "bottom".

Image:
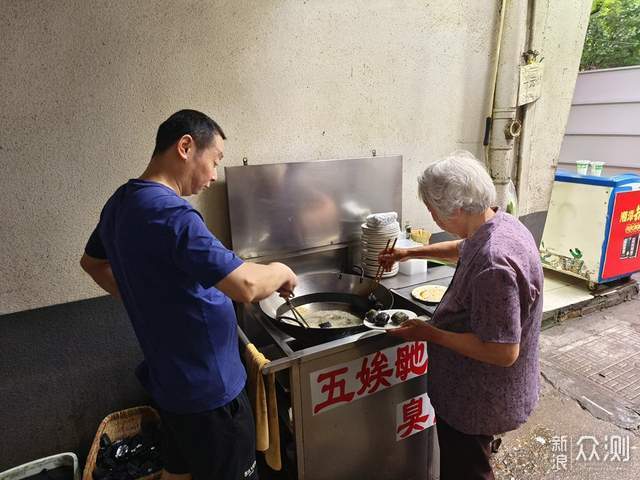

{"left": 602, "top": 190, "right": 640, "bottom": 280}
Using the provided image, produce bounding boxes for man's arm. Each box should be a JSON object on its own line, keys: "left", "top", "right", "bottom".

{"left": 390, "top": 319, "right": 520, "bottom": 367}
{"left": 80, "top": 253, "right": 121, "bottom": 299}
{"left": 215, "top": 262, "right": 297, "bottom": 303}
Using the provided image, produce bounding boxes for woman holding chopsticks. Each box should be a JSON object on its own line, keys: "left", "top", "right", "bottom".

{"left": 378, "top": 150, "right": 543, "bottom": 480}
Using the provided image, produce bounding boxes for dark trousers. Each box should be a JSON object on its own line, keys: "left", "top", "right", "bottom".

{"left": 158, "top": 390, "right": 258, "bottom": 480}
{"left": 437, "top": 418, "right": 495, "bottom": 480}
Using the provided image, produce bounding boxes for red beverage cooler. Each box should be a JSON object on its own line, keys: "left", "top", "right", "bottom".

{"left": 541, "top": 171, "right": 640, "bottom": 285}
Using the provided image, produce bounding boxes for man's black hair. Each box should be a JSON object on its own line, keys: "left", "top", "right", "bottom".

{"left": 152, "top": 109, "right": 226, "bottom": 156}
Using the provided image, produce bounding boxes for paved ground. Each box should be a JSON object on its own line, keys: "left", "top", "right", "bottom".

{"left": 492, "top": 297, "right": 640, "bottom": 479}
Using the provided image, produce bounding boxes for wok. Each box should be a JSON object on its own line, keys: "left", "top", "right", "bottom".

{"left": 258, "top": 271, "right": 394, "bottom": 343}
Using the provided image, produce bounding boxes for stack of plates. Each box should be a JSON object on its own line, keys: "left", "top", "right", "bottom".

{"left": 361, "top": 221, "right": 401, "bottom": 278}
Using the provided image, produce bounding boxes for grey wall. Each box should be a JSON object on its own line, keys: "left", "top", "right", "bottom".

{"left": 1, "top": 0, "right": 500, "bottom": 315}
{"left": 516, "top": 0, "right": 592, "bottom": 217}
{"left": 0, "top": 296, "right": 148, "bottom": 471}
{"left": 558, "top": 66, "right": 640, "bottom": 177}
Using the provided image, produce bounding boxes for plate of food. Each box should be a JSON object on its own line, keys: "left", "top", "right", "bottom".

{"left": 411, "top": 284, "right": 448, "bottom": 304}
{"left": 363, "top": 309, "right": 416, "bottom": 330}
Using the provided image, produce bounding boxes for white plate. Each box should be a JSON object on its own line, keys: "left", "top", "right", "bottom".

{"left": 363, "top": 231, "right": 400, "bottom": 235}
{"left": 363, "top": 266, "right": 398, "bottom": 274}
{"left": 363, "top": 262, "right": 396, "bottom": 270}
{"left": 362, "top": 244, "right": 395, "bottom": 251}
{"left": 361, "top": 222, "right": 400, "bottom": 231}
{"left": 361, "top": 234, "right": 400, "bottom": 242}
{"left": 363, "top": 309, "right": 416, "bottom": 330}
{"left": 362, "top": 229, "right": 399, "bottom": 235}
{"left": 362, "top": 250, "right": 398, "bottom": 258}
{"left": 411, "top": 284, "right": 448, "bottom": 303}
{"left": 362, "top": 261, "right": 398, "bottom": 269}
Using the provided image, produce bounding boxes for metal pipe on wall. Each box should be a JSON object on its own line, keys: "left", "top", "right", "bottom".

{"left": 486, "top": 0, "right": 530, "bottom": 209}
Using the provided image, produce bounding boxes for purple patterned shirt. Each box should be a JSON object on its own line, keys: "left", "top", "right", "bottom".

{"left": 428, "top": 211, "right": 543, "bottom": 435}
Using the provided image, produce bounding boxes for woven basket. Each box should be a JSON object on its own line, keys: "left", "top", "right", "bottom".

{"left": 82, "top": 406, "right": 162, "bottom": 480}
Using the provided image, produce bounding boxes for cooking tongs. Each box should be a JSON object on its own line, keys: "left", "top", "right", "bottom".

{"left": 283, "top": 292, "right": 311, "bottom": 329}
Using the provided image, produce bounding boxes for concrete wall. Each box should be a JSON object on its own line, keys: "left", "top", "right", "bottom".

{"left": 0, "top": 296, "right": 147, "bottom": 471}
{"left": 517, "top": 0, "right": 592, "bottom": 238}
{"left": 1, "top": 0, "right": 500, "bottom": 315}
{"left": 558, "top": 66, "right": 640, "bottom": 177}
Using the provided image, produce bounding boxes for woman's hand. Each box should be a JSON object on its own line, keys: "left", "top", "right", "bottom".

{"left": 378, "top": 247, "right": 409, "bottom": 272}
{"left": 388, "top": 318, "right": 441, "bottom": 342}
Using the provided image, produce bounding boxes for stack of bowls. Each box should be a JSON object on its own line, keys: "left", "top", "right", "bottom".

{"left": 361, "top": 220, "right": 401, "bottom": 278}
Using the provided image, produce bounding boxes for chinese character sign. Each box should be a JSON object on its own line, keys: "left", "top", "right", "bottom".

{"left": 603, "top": 191, "right": 640, "bottom": 280}
{"left": 396, "top": 393, "right": 436, "bottom": 441}
{"left": 517, "top": 63, "right": 543, "bottom": 106}
{"left": 310, "top": 341, "right": 428, "bottom": 415}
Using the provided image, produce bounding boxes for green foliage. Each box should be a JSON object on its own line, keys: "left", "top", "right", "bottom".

{"left": 580, "top": 0, "right": 640, "bottom": 70}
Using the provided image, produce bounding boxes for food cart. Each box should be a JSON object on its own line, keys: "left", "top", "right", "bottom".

{"left": 226, "top": 156, "right": 439, "bottom": 480}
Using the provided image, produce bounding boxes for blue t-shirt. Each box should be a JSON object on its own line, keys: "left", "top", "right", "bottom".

{"left": 85, "top": 179, "right": 246, "bottom": 414}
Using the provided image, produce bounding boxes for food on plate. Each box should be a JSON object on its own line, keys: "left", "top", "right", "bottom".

{"left": 391, "top": 311, "right": 410, "bottom": 325}
{"left": 412, "top": 284, "right": 447, "bottom": 303}
{"left": 318, "top": 321, "right": 332, "bottom": 329}
{"left": 410, "top": 228, "right": 431, "bottom": 244}
{"left": 365, "top": 309, "right": 379, "bottom": 321}
{"left": 373, "top": 311, "right": 390, "bottom": 327}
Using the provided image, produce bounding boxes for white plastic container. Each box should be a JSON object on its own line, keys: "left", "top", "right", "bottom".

{"left": 399, "top": 258, "right": 428, "bottom": 275}
{"left": 575, "top": 160, "right": 590, "bottom": 175}
{"left": 590, "top": 161, "right": 605, "bottom": 176}
{"left": 394, "top": 238, "right": 428, "bottom": 276}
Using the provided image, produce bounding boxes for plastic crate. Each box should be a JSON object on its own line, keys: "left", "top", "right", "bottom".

{"left": 0, "top": 452, "right": 79, "bottom": 480}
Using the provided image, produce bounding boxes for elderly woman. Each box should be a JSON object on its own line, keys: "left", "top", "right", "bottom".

{"left": 379, "top": 151, "right": 543, "bottom": 480}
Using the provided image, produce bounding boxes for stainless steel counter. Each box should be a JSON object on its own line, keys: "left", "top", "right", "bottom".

{"left": 237, "top": 284, "right": 445, "bottom": 479}
{"left": 236, "top": 266, "right": 457, "bottom": 480}
{"left": 378, "top": 264, "right": 455, "bottom": 289}
{"left": 228, "top": 156, "right": 452, "bottom": 479}
{"left": 382, "top": 265, "right": 456, "bottom": 316}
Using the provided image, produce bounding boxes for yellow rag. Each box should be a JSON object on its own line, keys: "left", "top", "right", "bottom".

{"left": 245, "top": 343, "right": 281, "bottom": 471}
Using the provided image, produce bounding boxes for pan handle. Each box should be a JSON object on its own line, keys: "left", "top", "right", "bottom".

{"left": 276, "top": 314, "right": 309, "bottom": 330}
{"left": 352, "top": 265, "right": 365, "bottom": 283}
{"left": 237, "top": 326, "right": 250, "bottom": 347}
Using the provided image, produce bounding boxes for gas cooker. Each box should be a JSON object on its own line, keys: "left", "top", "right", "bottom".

{"left": 238, "top": 265, "right": 455, "bottom": 374}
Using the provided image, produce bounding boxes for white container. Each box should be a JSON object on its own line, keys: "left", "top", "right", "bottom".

{"left": 575, "top": 160, "right": 590, "bottom": 175}
{"left": 394, "top": 238, "right": 428, "bottom": 275}
{"left": 399, "top": 258, "right": 428, "bottom": 275}
{"left": 590, "top": 161, "right": 605, "bottom": 176}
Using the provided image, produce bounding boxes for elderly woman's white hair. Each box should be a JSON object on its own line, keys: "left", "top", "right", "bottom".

{"left": 418, "top": 150, "right": 496, "bottom": 218}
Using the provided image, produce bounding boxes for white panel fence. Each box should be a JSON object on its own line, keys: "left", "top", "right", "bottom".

{"left": 558, "top": 65, "right": 640, "bottom": 176}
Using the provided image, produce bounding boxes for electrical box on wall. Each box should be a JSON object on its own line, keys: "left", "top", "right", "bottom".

{"left": 541, "top": 171, "right": 640, "bottom": 285}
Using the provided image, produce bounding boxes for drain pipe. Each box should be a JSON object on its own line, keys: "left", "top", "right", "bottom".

{"left": 484, "top": 0, "right": 530, "bottom": 210}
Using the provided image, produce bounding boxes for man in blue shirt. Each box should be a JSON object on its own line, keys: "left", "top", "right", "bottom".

{"left": 81, "top": 110, "right": 297, "bottom": 480}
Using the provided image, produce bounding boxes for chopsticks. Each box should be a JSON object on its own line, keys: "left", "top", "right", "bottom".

{"left": 284, "top": 293, "right": 311, "bottom": 329}
{"left": 372, "top": 237, "right": 397, "bottom": 290}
